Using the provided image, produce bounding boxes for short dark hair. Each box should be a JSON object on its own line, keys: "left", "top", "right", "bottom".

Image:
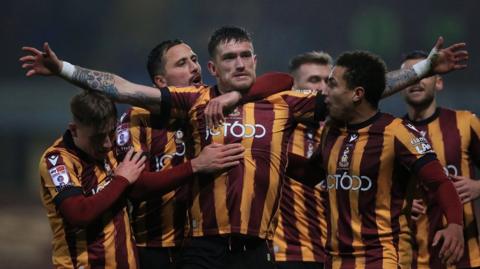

{"left": 336, "top": 51, "right": 386, "bottom": 109}
{"left": 289, "top": 51, "right": 333, "bottom": 74}
{"left": 401, "top": 50, "right": 428, "bottom": 63}
{"left": 147, "top": 39, "right": 185, "bottom": 83}
{"left": 70, "top": 91, "right": 117, "bottom": 133}
{"left": 208, "top": 26, "right": 252, "bottom": 58}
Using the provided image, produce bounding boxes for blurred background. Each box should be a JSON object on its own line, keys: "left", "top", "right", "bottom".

{"left": 2, "top": 0, "right": 479, "bottom": 267}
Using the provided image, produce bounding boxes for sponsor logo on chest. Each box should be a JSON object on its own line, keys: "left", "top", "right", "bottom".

{"left": 205, "top": 121, "right": 266, "bottom": 140}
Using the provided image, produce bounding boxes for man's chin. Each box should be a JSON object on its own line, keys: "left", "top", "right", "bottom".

{"left": 405, "top": 97, "right": 432, "bottom": 108}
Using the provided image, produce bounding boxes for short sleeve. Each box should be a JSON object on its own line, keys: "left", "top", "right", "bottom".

{"left": 163, "top": 86, "right": 209, "bottom": 119}
{"left": 279, "top": 90, "right": 324, "bottom": 123}
{"left": 39, "top": 150, "right": 83, "bottom": 206}
{"left": 393, "top": 120, "right": 437, "bottom": 173}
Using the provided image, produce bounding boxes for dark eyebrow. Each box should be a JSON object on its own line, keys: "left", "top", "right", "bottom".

{"left": 222, "top": 52, "right": 237, "bottom": 59}
{"left": 240, "top": 50, "right": 252, "bottom": 57}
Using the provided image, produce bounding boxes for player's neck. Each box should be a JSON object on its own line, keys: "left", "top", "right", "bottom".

{"left": 407, "top": 100, "right": 437, "bottom": 122}
{"left": 348, "top": 106, "right": 378, "bottom": 125}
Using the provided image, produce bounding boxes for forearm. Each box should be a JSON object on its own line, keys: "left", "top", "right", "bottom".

{"left": 129, "top": 161, "right": 194, "bottom": 200}
{"left": 64, "top": 64, "right": 163, "bottom": 113}
{"left": 418, "top": 160, "right": 463, "bottom": 225}
{"left": 382, "top": 68, "right": 419, "bottom": 98}
{"left": 58, "top": 175, "right": 130, "bottom": 226}
{"left": 242, "top": 72, "right": 293, "bottom": 102}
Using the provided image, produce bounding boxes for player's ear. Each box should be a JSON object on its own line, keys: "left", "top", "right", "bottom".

{"left": 153, "top": 75, "right": 167, "bottom": 88}
{"left": 352, "top": 86, "right": 365, "bottom": 103}
{"left": 435, "top": 75, "right": 444, "bottom": 92}
{"left": 207, "top": 60, "right": 217, "bottom": 77}
{"left": 68, "top": 122, "right": 78, "bottom": 137}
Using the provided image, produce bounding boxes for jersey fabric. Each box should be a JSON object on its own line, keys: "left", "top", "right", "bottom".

{"left": 160, "top": 85, "right": 320, "bottom": 240}
{"left": 39, "top": 130, "right": 137, "bottom": 269}
{"left": 317, "top": 112, "right": 436, "bottom": 269}
{"left": 274, "top": 123, "right": 325, "bottom": 263}
{"left": 406, "top": 107, "right": 480, "bottom": 269}
{"left": 116, "top": 107, "right": 189, "bottom": 248}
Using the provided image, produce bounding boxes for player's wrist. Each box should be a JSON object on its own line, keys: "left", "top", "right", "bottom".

{"left": 412, "top": 47, "right": 438, "bottom": 78}
{"left": 60, "top": 61, "right": 75, "bottom": 79}
{"left": 229, "top": 91, "right": 243, "bottom": 105}
{"left": 447, "top": 223, "right": 463, "bottom": 231}
{"left": 190, "top": 158, "right": 201, "bottom": 173}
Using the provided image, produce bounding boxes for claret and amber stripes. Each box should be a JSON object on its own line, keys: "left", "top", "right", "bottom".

{"left": 117, "top": 106, "right": 188, "bottom": 248}
{"left": 39, "top": 131, "right": 137, "bottom": 269}
{"left": 319, "top": 112, "right": 432, "bottom": 268}
{"left": 164, "top": 86, "right": 319, "bottom": 239}
{"left": 274, "top": 123, "right": 325, "bottom": 263}
{"left": 407, "top": 108, "right": 480, "bottom": 269}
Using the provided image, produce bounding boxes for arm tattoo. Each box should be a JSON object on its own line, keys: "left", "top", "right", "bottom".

{"left": 72, "top": 66, "right": 118, "bottom": 97}
{"left": 71, "top": 66, "right": 162, "bottom": 113}
{"left": 382, "top": 68, "right": 418, "bottom": 99}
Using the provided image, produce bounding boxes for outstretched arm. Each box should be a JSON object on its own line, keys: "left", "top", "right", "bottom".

{"left": 20, "top": 42, "right": 163, "bottom": 113}
{"left": 382, "top": 36, "right": 468, "bottom": 98}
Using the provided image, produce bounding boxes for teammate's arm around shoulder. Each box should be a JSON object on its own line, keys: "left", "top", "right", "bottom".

{"left": 204, "top": 72, "right": 293, "bottom": 129}
{"left": 20, "top": 42, "right": 164, "bottom": 114}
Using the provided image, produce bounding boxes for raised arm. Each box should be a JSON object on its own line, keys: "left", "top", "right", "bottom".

{"left": 382, "top": 36, "right": 468, "bottom": 98}
{"left": 20, "top": 42, "right": 164, "bottom": 113}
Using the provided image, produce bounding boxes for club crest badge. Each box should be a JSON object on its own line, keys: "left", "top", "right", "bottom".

{"left": 338, "top": 146, "right": 350, "bottom": 169}
{"left": 307, "top": 143, "right": 314, "bottom": 158}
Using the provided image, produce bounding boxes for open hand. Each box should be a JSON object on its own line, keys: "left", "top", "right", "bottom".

{"left": 204, "top": 91, "right": 242, "bottom": 129}
{"left": 114, "top": 148, "right": 146, "bottom": 183}
{"left": 432, "top": 223, "right": 464, "bottom": 266}
{"left": 429, "top": 37, "right": 468, "bottom": 75}
{"left": 191, "top": 143, "right": 244, "bottom": 173}
{"left": 20, "top": 42, "right": 62, "bottom": 77}
{"left": 452, "top": 175, "right": 480, "bottom": 204}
